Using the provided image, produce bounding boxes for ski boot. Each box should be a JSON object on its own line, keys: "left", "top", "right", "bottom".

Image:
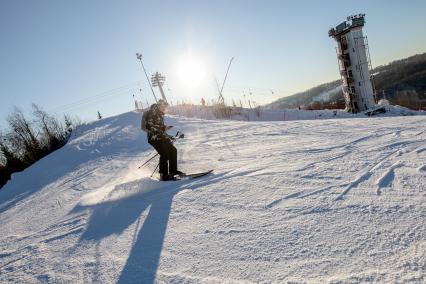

{"left": 171, "top": 170, "right": 186, "bottom": 177}
{"left": 160, "top": 173, "right": 176, "bottom": 181}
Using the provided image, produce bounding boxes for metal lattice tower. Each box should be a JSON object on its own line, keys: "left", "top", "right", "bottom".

{"left": 151, "top": 72, "right": 167, "bottom": 102}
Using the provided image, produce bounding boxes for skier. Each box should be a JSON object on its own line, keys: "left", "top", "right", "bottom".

{"left": 143, "top": 99, "right": 184, "bottom": 181}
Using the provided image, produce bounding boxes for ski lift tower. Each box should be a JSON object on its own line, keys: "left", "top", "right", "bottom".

{"left": 151, "top": 72, "right": 168, "bottom": 102}
{"left": 328, "top": 14, "right": 376, "bottom": 113}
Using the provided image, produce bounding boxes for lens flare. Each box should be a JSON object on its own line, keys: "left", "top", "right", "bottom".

{"left": 176, "top": 53, "right": 206, "bottom": 89}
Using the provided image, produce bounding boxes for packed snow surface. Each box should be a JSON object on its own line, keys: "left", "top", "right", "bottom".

{"left": 0, "top": 111, "right": 425, "bottom": 283}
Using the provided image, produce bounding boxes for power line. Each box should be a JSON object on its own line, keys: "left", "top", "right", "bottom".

{"left": 49, "top": 81, "right": 141, "bottom": 111}
{"left": 48, "top": 81, "right": 146, "bottom": 113}
{"left": 56, "top": 90, "right": 135, "bottom": 113}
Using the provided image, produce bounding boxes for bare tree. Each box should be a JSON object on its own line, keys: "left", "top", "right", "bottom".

{"left": 32, "top": 104, "right": 66, "bottom": 151}
{"left": 1, "top": 106, "right": 79, "bottom": 189}
{"left": 0, "top": 135, "right": 27, "bottom": 171}
{"left": 7, "top": 107, "right": 42, "bottom": 164}
{"left": 0, "top": 129, "right": 27, "bottom": 188}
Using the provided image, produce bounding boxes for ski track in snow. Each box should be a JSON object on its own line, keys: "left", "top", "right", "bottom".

{"left": 0, "top": 111, "right": 425, "bottom": 283}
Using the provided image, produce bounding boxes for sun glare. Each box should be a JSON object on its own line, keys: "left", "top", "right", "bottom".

{"left": 176, "top": 53, "right": 206, "bottom": 89}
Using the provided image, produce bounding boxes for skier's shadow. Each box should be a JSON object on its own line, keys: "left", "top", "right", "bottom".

{"left": 72, "top": 171, "right": 227, "bottom": 283}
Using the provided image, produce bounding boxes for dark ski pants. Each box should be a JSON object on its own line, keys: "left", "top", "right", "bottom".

{"left": 148, "top": 139, "right": 177, "bottom": 175}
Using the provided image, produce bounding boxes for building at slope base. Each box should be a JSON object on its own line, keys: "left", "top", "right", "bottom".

{"left": 329, "top": 14, "right": 376, "bottom": 113}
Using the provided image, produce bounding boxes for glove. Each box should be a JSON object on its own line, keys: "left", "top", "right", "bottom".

{"left": 168, "top": 133, "right": 183, "bottom": 142}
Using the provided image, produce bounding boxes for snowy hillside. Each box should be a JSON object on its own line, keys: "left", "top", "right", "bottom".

{"left": 312, "top": 85, "right": 342, "bottom": 103}
{"left": 266, "top": 80, "right": 341, "bottom": 109}
{"left": 1, "top": 111, "right": 425, "bottom": 283}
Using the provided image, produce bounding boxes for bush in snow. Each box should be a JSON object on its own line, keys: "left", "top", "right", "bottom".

{"left": 212, "top": 104, "right": 232, "bottom": 119}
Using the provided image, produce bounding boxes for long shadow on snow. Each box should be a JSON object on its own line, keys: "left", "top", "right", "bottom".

{"left": 72, "top": 171, "right": 226, "bottom": 284}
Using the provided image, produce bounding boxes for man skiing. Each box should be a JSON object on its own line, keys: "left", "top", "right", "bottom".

{"left": 143, "top": 99, "right": 184, "bottom": 181}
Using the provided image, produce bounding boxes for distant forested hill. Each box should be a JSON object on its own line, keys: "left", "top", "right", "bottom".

{"left": 267, "top": 52, "right": 426, "bottom": 110}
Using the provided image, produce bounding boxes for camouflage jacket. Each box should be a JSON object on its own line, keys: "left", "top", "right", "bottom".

{"left": 145, "top": 104, "right": 169, "bottom": 142}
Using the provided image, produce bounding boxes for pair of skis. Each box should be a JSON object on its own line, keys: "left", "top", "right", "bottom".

{"left": 138, "top": 151, "right": 213, "bottom": 181}
{"left": 138, "top": 131, "right": 213, "bottom": 181}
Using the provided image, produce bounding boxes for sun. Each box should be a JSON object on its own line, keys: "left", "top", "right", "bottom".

{"left": 176, "top": 53, "right": 206, "bottom": 89}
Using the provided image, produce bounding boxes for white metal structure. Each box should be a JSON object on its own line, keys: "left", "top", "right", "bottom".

{"left": 329, "top": 14, "right": 376, "bottom": 113}
{"left": 151, "top": 72, "right": 167, "bottom": 102}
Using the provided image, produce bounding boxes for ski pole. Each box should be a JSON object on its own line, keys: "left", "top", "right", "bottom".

{"left": 137, "top": 152, "right": 159, "bottom": 169}
{"left": 149, "top": 131, "right": 184, "bottom": 176}
{"left": 151, "top": 163, "right": 159, "bottom": 177}
{"left": 138, "top": 131, "right": 183, "bottom": 169}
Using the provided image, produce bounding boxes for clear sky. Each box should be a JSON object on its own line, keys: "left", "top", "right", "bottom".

{"left": 1, "top": 0, "right": 425, "bottom": 124}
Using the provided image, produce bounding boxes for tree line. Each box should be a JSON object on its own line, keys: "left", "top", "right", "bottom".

{"left": 0, "top": 104, "right": 79, "bottom": 189}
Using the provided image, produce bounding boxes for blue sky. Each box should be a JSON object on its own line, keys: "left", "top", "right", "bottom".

{"left": 1, "top": 0, "right": 425, "bottom": 124}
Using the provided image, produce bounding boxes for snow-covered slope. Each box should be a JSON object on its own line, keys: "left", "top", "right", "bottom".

{"left": 312, "top": 85, "right": 342, "bottom": 102}
{"left": 168, "top": 103, "right": 425, "bottom": 123}
{"left": 1, "top": 111, "right": 425, "bottom": 283}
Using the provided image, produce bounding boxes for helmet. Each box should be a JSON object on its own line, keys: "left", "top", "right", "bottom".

{"left": 157, "top": 99, "right": 169, "bottom": 107}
